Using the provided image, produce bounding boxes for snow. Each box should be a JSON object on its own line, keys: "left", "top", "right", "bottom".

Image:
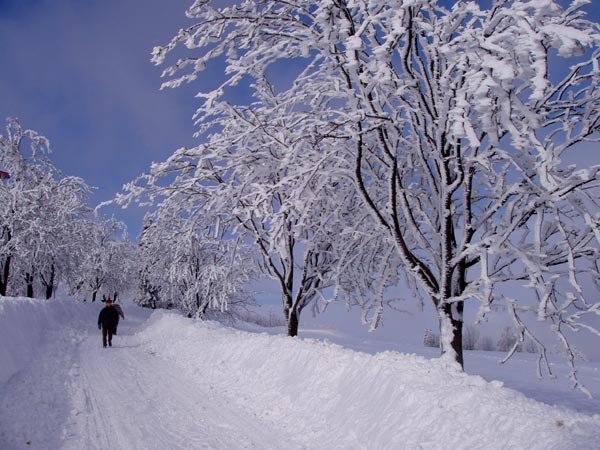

{"left": 1, "top": 296, "right": 600, "bottom": 449}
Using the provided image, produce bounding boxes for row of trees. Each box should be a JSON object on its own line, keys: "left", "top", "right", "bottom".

{"left": 425, "top": 326, "right": 538, "bottom": 354}
{"left": 0, "top": 118, "right": 135, "bottom": 301}
{"left": 120, "top": 0, "right": 600, "bottom": 393}
{"left": 0, "top": 117, "right": 252, "bottom": 318}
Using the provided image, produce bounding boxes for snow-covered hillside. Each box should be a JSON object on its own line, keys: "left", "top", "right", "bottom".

{"left": 1, "top": 297, "right": 599, "bottom": 450}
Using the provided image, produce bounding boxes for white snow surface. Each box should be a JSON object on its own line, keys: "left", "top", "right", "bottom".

{"left": 1, "top": 297, "right": 600, "bottom": 450}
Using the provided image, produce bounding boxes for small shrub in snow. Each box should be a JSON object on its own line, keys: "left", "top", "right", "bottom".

{"left": 423, "top": 328, "right": 440, "bottom": 348}
{"left": 236, "top": 308, "right": 287, "bottom": 328}
{"left": 463, "top": 325, "right": 480, "bottom": 351}
{"left": 522, "top": 339, "right": 537, "bottom": 354}
{"left": 479, "top": 336, "right": 496, "bottom": 352}
{"left": 497, "top": 327, "right": 522, "bottom": 353}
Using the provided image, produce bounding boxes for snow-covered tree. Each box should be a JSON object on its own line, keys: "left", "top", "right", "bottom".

{"left": 122, "top": 80, "right": 344, "bottom": 336}
{"left": 32, "top": 175, "right": 92, "bottom": 299}
{"left": 135, "top": 215, "right": 169, "bottom": 309}
{"left": 0, "top": 118, "right": 50, "bottom": 296}
{"left": 70, "top": 216, "right": 136, "bottom": 302}
{"left": 134, "top": 200, "right": 256, "bottom": 318}
{"left": 150, "top": 0, "right": 600, "bottom": 391}
{"left": 0, "top": 118, "right": 91, "bottom": 298}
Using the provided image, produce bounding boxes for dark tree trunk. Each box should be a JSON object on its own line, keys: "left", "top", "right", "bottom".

{"left": 25, "top": 272, "right": 34, "bottom": 298}
{"left": 195, "top": 293, "right": 210, "bottom": 319}
{"left": 0, "top": 255, "right": 11, "bottom": 296}
{"left": 438, "top": 301, "right": 464, "bottom": 368}
{"left": 443, "top": 261, "right": 467, "bottom": 368}
{"left": 44, "top": 265, "right": 55, "bottom": 299}
{"left": 201, "top": 298, "right": 209, "bottom": 317}
{"left": 92, "top": 290, "right": 98, "bottom": 302}
{"left": 282, "top": 289, "right": 300, "bottom": 337}
{"left": 287, "top": 309, "right": 299, "bottom": 337}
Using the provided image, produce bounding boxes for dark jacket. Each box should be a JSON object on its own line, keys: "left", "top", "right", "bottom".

{"left": 98, "top": 306, "right": 120, "bottom": 330}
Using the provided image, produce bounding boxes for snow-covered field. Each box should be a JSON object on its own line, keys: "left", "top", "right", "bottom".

{"left": 1, "top": 297, "right": 599, "bottom": 450}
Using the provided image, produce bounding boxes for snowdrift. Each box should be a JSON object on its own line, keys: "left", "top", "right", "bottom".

{"left": 0, "top": 296, "right": 94, "bottom": 386}
{"left": 138, "top": 311, "right": 600, "bottom": 450}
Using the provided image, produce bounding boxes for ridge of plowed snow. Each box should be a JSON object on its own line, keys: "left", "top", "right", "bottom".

{"left": 138, "top": 311, "right": 600, "bottom": 450}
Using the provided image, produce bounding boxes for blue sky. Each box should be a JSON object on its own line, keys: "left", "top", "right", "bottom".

{"left": 0, "top": 0, "right": 200, "bottom": 237}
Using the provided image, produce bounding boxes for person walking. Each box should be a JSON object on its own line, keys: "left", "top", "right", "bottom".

{"left": 113, "top": 302, "right": 125, "bottom": 335}
{"left": 97, "top": 298, "right": 120, "bottom": 348}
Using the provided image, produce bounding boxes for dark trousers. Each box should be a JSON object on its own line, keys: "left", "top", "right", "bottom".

{"left": 102, "top": 327, "right": 114, "bottom": 347}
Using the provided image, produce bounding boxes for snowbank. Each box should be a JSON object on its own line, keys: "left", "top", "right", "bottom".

{"left": 0, "top": 296, "right": 93, "bottom": 386}
{"left": 138, "top": 311, "right": 600, "bottom": 450}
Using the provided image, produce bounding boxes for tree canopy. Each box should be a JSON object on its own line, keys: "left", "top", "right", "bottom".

{"left": 121, "top": 0, "right": 600, "bottom": 393}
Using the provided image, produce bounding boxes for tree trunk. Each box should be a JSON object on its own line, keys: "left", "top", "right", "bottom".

{"left": 282, "top": 289, "right": 300, "bottom": 337}
{"left": 25, "top": 272, "right": 34, "bottom": 298}
{"left": 201, "top": 298, "right": 209, "bottom": 317}
{"left": 286, "top": 308, "right": 299, "bottom": 337}
{"left": 196, "top": 293, "right": 210, "bottom": 319}
{"left": 437, "top": 301, "right": 464, "bottom": 368}
{"left": 44, "top": 264, "right": 55, "bottom": 299}
{"left": 0, "top": 255, "right": 11, "bottom": 296}
{"left": 92, "top": 290, "right": 98, "bottom": 302}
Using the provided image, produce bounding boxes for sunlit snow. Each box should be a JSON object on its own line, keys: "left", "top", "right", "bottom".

{"left": 1, "top": 296, "right": 599, "bottom": 449}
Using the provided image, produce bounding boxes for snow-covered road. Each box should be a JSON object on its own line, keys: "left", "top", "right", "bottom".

{"left": 0, "top": 306, "right": 295, "bottom": 450}
{"left": 2, "top": 297, "right": 600, "bottom": 450}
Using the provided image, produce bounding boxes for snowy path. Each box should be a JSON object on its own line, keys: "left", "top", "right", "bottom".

{"left": 3, "top": 298, "right": 600, "bottom": 450}
{"left": 0, "top": 307, "right": 296, "bottom": 450}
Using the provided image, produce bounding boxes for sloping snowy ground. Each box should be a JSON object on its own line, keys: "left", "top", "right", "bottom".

{"left": 1, "top": 297, "right": 599, "bottom": 450}
{"left": 293, "top": 327, "right": 600, "bottom": 416}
